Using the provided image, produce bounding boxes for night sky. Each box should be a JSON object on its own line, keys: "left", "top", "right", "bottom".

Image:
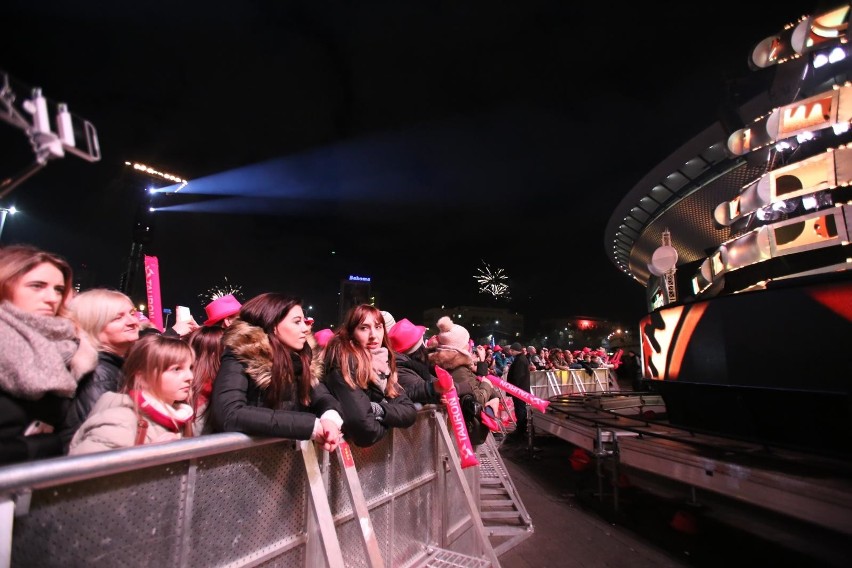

{"left": 0, "top": 1, "right": 818, "bottom": 331}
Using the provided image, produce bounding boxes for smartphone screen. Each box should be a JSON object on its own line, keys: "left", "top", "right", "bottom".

{"left": 176, "top": 306, "right": 191, "bottom": 323}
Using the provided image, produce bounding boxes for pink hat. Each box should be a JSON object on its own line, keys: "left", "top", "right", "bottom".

{"left": 434, "top": 316, "right": 471, "bottom": 355}
{"left": 204, "top": 294, "right": 242, "bottom": 326}
{"left": 493, "top": 345, "right": 502, "bottom": 352}
{"left": 388, "top": 318, "right": 426, "bottom": 354}
{"left": 313, "top": 328, "right": 335, "bottom": 348}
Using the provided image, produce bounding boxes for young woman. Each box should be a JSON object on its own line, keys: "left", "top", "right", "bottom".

{"left": 186, "top": 325, "right": 224, "bottom": 435}
{"left": 210, "top": 293, "right": 342, "bottom": 452}
{"left": 0, "top": 244, "right": 98, "bottom": 465}
{"left": 321, "top": 304, "right": 416, "bottom": 447}
{"left": 69, "top": 334, "right": 195, "bottom": 454}
{"left": 62, "top": 288, "right": 140, "bottom": 446}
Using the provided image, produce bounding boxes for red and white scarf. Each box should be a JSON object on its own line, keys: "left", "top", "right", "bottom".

{"left": 130, "top": 390, "right": 194, "bottom": 432}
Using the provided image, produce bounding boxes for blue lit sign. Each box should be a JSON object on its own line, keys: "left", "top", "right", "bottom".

{"left": 348, "top": 275, "right": 371, "bottom": 282}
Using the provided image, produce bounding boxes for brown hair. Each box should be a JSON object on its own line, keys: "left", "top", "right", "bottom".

{"left": 238, "top": 292, "right": 313, "bottom": 406}
{"left": 187, "top": 325, "right": 224, "bottom": 419}
{"left": 122, "top": 333, "right": 194, "bottom": 404}
{"left": 323, "top": 304, "right": 400, "bottom": 396}
{"left": 0, "top": 244, "right": 74, "bottom": 316}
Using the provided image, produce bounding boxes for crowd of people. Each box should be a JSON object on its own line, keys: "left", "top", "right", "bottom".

{"left": 0, "top": 243, "right": 545, "bottom": 467}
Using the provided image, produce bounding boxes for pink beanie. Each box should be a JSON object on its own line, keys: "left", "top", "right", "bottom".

{"left": 434, "top": 316, "right": 471, "bottom": 354}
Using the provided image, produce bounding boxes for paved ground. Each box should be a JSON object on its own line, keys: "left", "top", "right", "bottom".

{"left": 494, "top": 435, "right": 849, "bottom": 568}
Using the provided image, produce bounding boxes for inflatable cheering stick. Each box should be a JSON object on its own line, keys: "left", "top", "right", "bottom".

{"left": 434, "top": 366, "right": 479, "bottom": 469}
{"left": 483, "top": 374, "right": 550, "bottom": 413}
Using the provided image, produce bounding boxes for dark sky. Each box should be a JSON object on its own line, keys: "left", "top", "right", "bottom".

{"left": 0, "top": 1, "right": 819, "bottom": 331}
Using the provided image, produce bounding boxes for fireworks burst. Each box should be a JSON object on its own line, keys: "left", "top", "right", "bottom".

{"left": 199, "top": 276, "right": 243, "bottom": 303}
{"left": 474, "top": 261, "right": 510, "bottom": 300}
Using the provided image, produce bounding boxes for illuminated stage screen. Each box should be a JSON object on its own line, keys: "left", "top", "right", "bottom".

{"left": 640, "top": 274, "right": 852, "bottom": 454}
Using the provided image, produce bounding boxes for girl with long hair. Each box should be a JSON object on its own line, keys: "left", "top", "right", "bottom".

{"left": 186, "top": 325, "right": 224, "bottom": 435}
{"left": 0, "top": 244, "right": 98, "bottom": 464}
{"left": 320, "top": 304, "right": 416, "bottom": 447}
{"left": 69, "top": 334, "right": 195, "bottom": 454}
{"left": 210, "top": 293, "right": 342, "bottom": 452}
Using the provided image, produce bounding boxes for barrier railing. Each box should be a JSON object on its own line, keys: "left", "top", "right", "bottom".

{"left": 529, "top": 368, "right": 617, "bottom": 399}
{"left": 0, "top": 407, "right": 499, "bottom": 568}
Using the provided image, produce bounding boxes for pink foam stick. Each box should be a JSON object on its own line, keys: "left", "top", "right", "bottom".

{"left": 482, "top": 374, "right": 550, "bottom": 413}
{"left": 435, "top": 366, "right": 479, "bottom": 468}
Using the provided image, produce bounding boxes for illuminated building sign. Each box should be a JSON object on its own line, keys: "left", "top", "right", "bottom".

{"left": 348, "top": 275, "right": 371, "bottom": 282}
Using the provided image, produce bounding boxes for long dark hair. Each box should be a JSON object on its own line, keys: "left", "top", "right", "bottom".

{"left": 187, "top": 325, "right": 224, "bottom": 419}
{"left": 323, "top": 304, "right": 400, "bottom": 397}
{"left": 239, "top": 293, "right": 313, "bottom": 406}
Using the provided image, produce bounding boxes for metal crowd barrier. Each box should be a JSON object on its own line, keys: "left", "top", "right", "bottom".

{"left": 529, "top": 368, "right": 617, "bottom": 399}
{"left": 0, "top": 408, "right": 500, "bottom": 568}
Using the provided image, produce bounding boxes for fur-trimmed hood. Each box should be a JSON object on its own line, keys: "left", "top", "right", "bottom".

{"left": 222, "top": 320, "right": 317, "bottom": 390}
{"left": 428, "top": 346, "right": 474, "bottom": 372}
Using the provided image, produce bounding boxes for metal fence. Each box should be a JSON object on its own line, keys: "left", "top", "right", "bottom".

{"left": 0, "top": 408, "right": 499, "bottom": 568}
{"left": 529, "top": 368, "right": 617, "bottom": 399}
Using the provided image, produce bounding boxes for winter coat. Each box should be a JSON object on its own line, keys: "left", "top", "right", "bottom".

{"left": 68, "top": 391, "right": 193, "bottom": 455}
{"left": 0, "top": 301, "right": 98, "bottom": 465}
{"left": 322, "top": 362, "right": 417, "bottom": 447}
{"left": 506, "top": 353, "right": 531, "bottom": 391}
{"left": 395, "top": 353, "right": 439, "bottom": 405}
{"left": 428, "top": 347, "right": 495, "bottom": 407}
{"left": 61, "top": 351, "right": 125, "bottom": 449}
{"left": 210, "top": 320, "right": 341, "bottom": 441}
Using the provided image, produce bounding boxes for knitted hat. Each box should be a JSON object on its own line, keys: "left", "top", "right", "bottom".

{"left": 388, "top": 318, "right": 426, "bottom": 354}
{"left": 434, "top": 316, "right": 470, "bottom": 354}
{"left": 381, "top": 310, "right": 396, "bottom": 330}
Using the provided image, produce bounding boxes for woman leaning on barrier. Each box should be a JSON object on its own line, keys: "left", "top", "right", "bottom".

{"left": 210, "top": 293, "right": 343, "bottom": 452}
{"left": 318, "top": 304, "right": 416, "bottom": 448}
{"left": 0, "top": 244, "right": 98, "bottom": 465}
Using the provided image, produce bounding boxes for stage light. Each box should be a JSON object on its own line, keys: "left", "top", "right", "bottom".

{"left": 828, "top": 47, "right": 846, "bottom": 64}
{"left": 796, "top": 130, "right": 815, "bottom": 143}
{"left": 802, "top": 195, "right": 818, "bottom": 210}
{"left": 814, "top": 53, "right": 829, "bottom": 68}
{"left": 832, "top": 122, "right": 850, "bottom": 134}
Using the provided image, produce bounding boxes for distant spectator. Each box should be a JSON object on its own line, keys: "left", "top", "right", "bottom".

{"left": 505, "top": 342, "right": 530, "bottom": 442}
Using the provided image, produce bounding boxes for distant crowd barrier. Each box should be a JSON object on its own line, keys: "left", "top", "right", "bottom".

{"left": 0, "top": 408, "right": 499, "bottom": 568}
{"left": 529, "top": 368, "right": 618, "bottom": 399}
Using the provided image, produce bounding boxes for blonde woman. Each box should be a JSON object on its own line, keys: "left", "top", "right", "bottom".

{"left": 62, "top": 288, "right": 140, "bottom": 446}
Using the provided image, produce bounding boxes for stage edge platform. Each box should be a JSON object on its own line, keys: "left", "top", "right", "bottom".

{"left": 531, "top": 404, "right": 852, "bottom": 537}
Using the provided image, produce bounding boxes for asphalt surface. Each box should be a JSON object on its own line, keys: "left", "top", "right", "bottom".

{"left": 495, "top": 435, "right": 849, "bottom": 568}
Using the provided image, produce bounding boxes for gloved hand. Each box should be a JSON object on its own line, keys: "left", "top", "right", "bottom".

{"left": 370, "top": 347, "right": 390, "bottom": 376}
{"left": 433, "top": 365, "right": 455, "bottom": 394}
{"left": 370, "top": 401, "right": 386, "bottom": 422}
